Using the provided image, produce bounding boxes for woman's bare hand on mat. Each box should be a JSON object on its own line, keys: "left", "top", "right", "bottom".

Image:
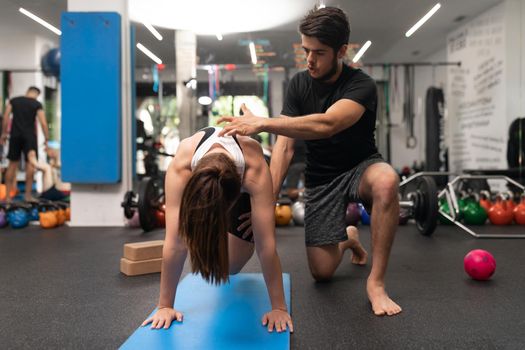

{"left": 142, "top": 307, "right": 183, "bottom": 329}
{"left": 262, "top": 309, "right": 294, "bottom": 333}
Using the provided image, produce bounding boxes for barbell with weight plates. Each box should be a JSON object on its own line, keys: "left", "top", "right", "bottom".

{"left": 400, "top": 175, "right": 438, "bottom": 236}
{"left": 121, "top": 177, "right": 166, "bottom": 232}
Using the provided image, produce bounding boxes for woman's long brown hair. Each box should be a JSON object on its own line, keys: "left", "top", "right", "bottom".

{"left": 179, "top": 152, "right": 241, "bottom": 284}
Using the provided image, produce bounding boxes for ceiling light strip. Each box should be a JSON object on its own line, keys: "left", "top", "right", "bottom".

{"left": 405, "top": 3, "right": 442, "bottom": 38}
{"left": 352, "top": 40, "right": 372, "bottom": 63}
{"left": 249, "top": 41, "right": 257, "bottom": 65}
{"left": 143, "top": 22, "right": 163, "bottom": 41}
{"left": 136, "top": 43, "right": 163, "bottom": 64}
{"left": 19, "top": 7, "right": 61, "bottom": 35}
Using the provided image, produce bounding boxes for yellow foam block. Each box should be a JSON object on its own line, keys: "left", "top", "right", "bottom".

{"left": 123, "top": 240, "right": 164, "bottom": 261}
{"left": 120, "top": 257, "right": 162, "bottom": 276}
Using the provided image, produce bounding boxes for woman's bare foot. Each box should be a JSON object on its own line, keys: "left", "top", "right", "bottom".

{"left": 346, "top": 226, "right": 368, "bottom": 265}
{"left": 24, "top": 195, "right": 39, "bottom": 203}
{"left": 367, "top": 279, "right": 402, "bottom": 316}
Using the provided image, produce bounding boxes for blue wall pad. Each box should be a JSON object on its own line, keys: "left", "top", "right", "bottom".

{"left": 120, "top": 273, "right": 291, "bottom": 350}
{"left": 61, "top": 12, "right": 121, "bottom": 183}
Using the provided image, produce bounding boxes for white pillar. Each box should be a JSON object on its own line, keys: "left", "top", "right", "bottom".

{"left": 175, "top": 30, "right": 197, "bottom": 139}
{"left": 67, "top": 0, "right": 132, "bottom": 226}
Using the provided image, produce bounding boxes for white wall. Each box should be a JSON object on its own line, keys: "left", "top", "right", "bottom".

{"left": 386, "top": 0, "right": 524, "bottom": 172}
{"left": 505, "top": 0, "right": 525, "bottom": 121}
{"left": 445, "top": 1, "right": 525, "bottom": 173}
{"left": 0, "top": 32, "right": 58, "bottom": 97}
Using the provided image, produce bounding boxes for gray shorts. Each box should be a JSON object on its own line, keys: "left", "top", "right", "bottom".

{"left": 304, "top": 153, "right": 386, "bottom": 247}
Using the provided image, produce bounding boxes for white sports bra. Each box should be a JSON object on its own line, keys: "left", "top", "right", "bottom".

{"left": 190, "top": 127, "right": 246, "bottom": 182}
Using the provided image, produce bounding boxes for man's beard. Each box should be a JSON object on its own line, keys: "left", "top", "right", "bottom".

{"left": 312, "top": 56, "right": 338, "bottom": 82}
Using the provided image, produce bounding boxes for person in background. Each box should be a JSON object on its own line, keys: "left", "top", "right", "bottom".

{"left": 1, "top": 86, "right": 49, "bottom": 202}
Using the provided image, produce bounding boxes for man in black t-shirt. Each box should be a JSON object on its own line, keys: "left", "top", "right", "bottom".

{"left": 219, "top": 7, "right": 401, "bottom": 316}
{"left": 1, "top": 86, "right": 50, "bottom": 202}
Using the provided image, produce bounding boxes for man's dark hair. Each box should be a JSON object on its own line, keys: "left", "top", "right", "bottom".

{"left": 27, "top": 86, "right": 41, "bottom": 95}
{"left": 299, "top": 6, "right": 350, "bottom": 52}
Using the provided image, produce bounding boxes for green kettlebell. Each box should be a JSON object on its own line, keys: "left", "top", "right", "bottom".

{"left": 463, "top": 201, "right": 488, "bottom": 225}
{"left": 439, "top": 201, "right": 454, "bottom": 225}
{"left": 457, "top": 197, "right": 470, "bottom": 220}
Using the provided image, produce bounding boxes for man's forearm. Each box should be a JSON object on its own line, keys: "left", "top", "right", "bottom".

{"left": 263, "top": 114, "right": 333, "bottom": 140}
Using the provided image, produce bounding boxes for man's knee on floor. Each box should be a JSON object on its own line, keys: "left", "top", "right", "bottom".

{"left": 309, "top": 266, "right": 335, "bottom": 282}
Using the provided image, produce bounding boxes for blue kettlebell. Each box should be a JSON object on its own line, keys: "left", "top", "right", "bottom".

{"left": 30, "top": 207, "right": 40, "bottom": 221}
{"left": 358, "top": 203, "right": 370, "bottom": 225}
{"left": 0, "top": 209, "right": 7, "bottom": 228}
{"left": 8, "top": 208, "right": 30, "bottom": 229}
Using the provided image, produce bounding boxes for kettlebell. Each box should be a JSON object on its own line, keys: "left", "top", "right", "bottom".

{"left": 439, "top": 200, "right": 454, "bottom": 225}
{"left": 8, "top": 208, "right": 30, "bottom": 229}
{"left": 479, "top": 191, "right": 492, "bottom": 213}
{"left": 488, "top": 195, "right": 513, "bottom": 225}
{"left": 39, "top": 210, "right": 58, "bottom": 229}
{"left": 292, "top": 201, "right": 305, "bottom": 226}
{"left": 57, "top": 209, "right": 66, "bottom": 226}
{"left": 504, "top": 192, "right": 516, "bottom": 215}
{"left": 514, "top": 194, "right": 525, "bottom": 225}
{"left": 0, "top": 209, "right": 8, "bottom": 228}
{"left": 463, "top": 197, "right": 488, "bottom": 225}
{"left": 275, "top": 203, "right": 292, "bottom": 226}
{"left": 358, "top": 203, "right": 370, "bottom": 225}
{"left": 345, "top": 203, "right": 360, "bottom": 226}
{"left": 155, "top": 210, "right": 166, "bottom": 227}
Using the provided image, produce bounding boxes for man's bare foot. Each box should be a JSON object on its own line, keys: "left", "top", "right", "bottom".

{"left": 346, "top": 226, "right": 368, "bottom": 265}
{"left": 367, "top": 279, "right": 402, "bottom": 316}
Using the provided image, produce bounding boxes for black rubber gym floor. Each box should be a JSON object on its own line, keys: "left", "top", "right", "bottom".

{"left": 1, "top": 223, "right": 525, "bottom": 350}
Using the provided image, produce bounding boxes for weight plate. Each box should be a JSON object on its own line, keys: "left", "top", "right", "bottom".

{"left": 138, "top": 177, "right": 161, "bottom": 232}
{"left": 122, "top": 191, "right": 136, "bottom": 219}
{"left": 414, "top": 176, "right": 438, "bottom": 236}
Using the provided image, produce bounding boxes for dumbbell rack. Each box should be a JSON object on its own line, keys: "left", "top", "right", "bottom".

{"left": 438, "top": 175, "right": 525, "bottom": 238}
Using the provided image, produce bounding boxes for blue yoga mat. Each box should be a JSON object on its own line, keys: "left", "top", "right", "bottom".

{"left": 120, "top": 273, "right": 291, "bottom": 350}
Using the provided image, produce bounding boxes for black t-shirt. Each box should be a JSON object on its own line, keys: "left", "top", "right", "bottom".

{"left": 281, "top": 64, "right": 379, "bottom": 187}
{"left": 291, "top": 139, "right": 306, "bottom": 164}
{"left": 9, "top": 96, "right": 42, "bottom": 137}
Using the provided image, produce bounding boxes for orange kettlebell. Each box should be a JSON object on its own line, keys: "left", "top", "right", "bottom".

{"left": 39, "top": 211, "right": 58, "bottom": 228}
{"left": 488, "top": 195, "right": 513, "bottom": 225}
{"left": 0, "top": 184, "right": 18, "bottom": 200}
{"left": 155, "top": 210, "right": 166, "bottom": 227}
{"left": 65, "top": 207, "right": 71, "bottom": 221}
{"left": 57, "top": 209, "right": 66, "bottom": 225}
{"left": 275, "top": 204, "right": 292, "bottom": 226}
{"left": 479, "top": 191, "right": 492, "bottom": 213}
{"left": 504, "top": 192, "right": 516, "bottom": 213}
{"left": 514, "top": 194, "right": 525, "bottom": 225}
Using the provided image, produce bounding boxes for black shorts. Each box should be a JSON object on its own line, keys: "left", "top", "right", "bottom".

{"left": 7, "top": 134, "right": 38, "bottom": 161}
{"left": 229, "top": 192, "right": 253, "bottom": 243}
